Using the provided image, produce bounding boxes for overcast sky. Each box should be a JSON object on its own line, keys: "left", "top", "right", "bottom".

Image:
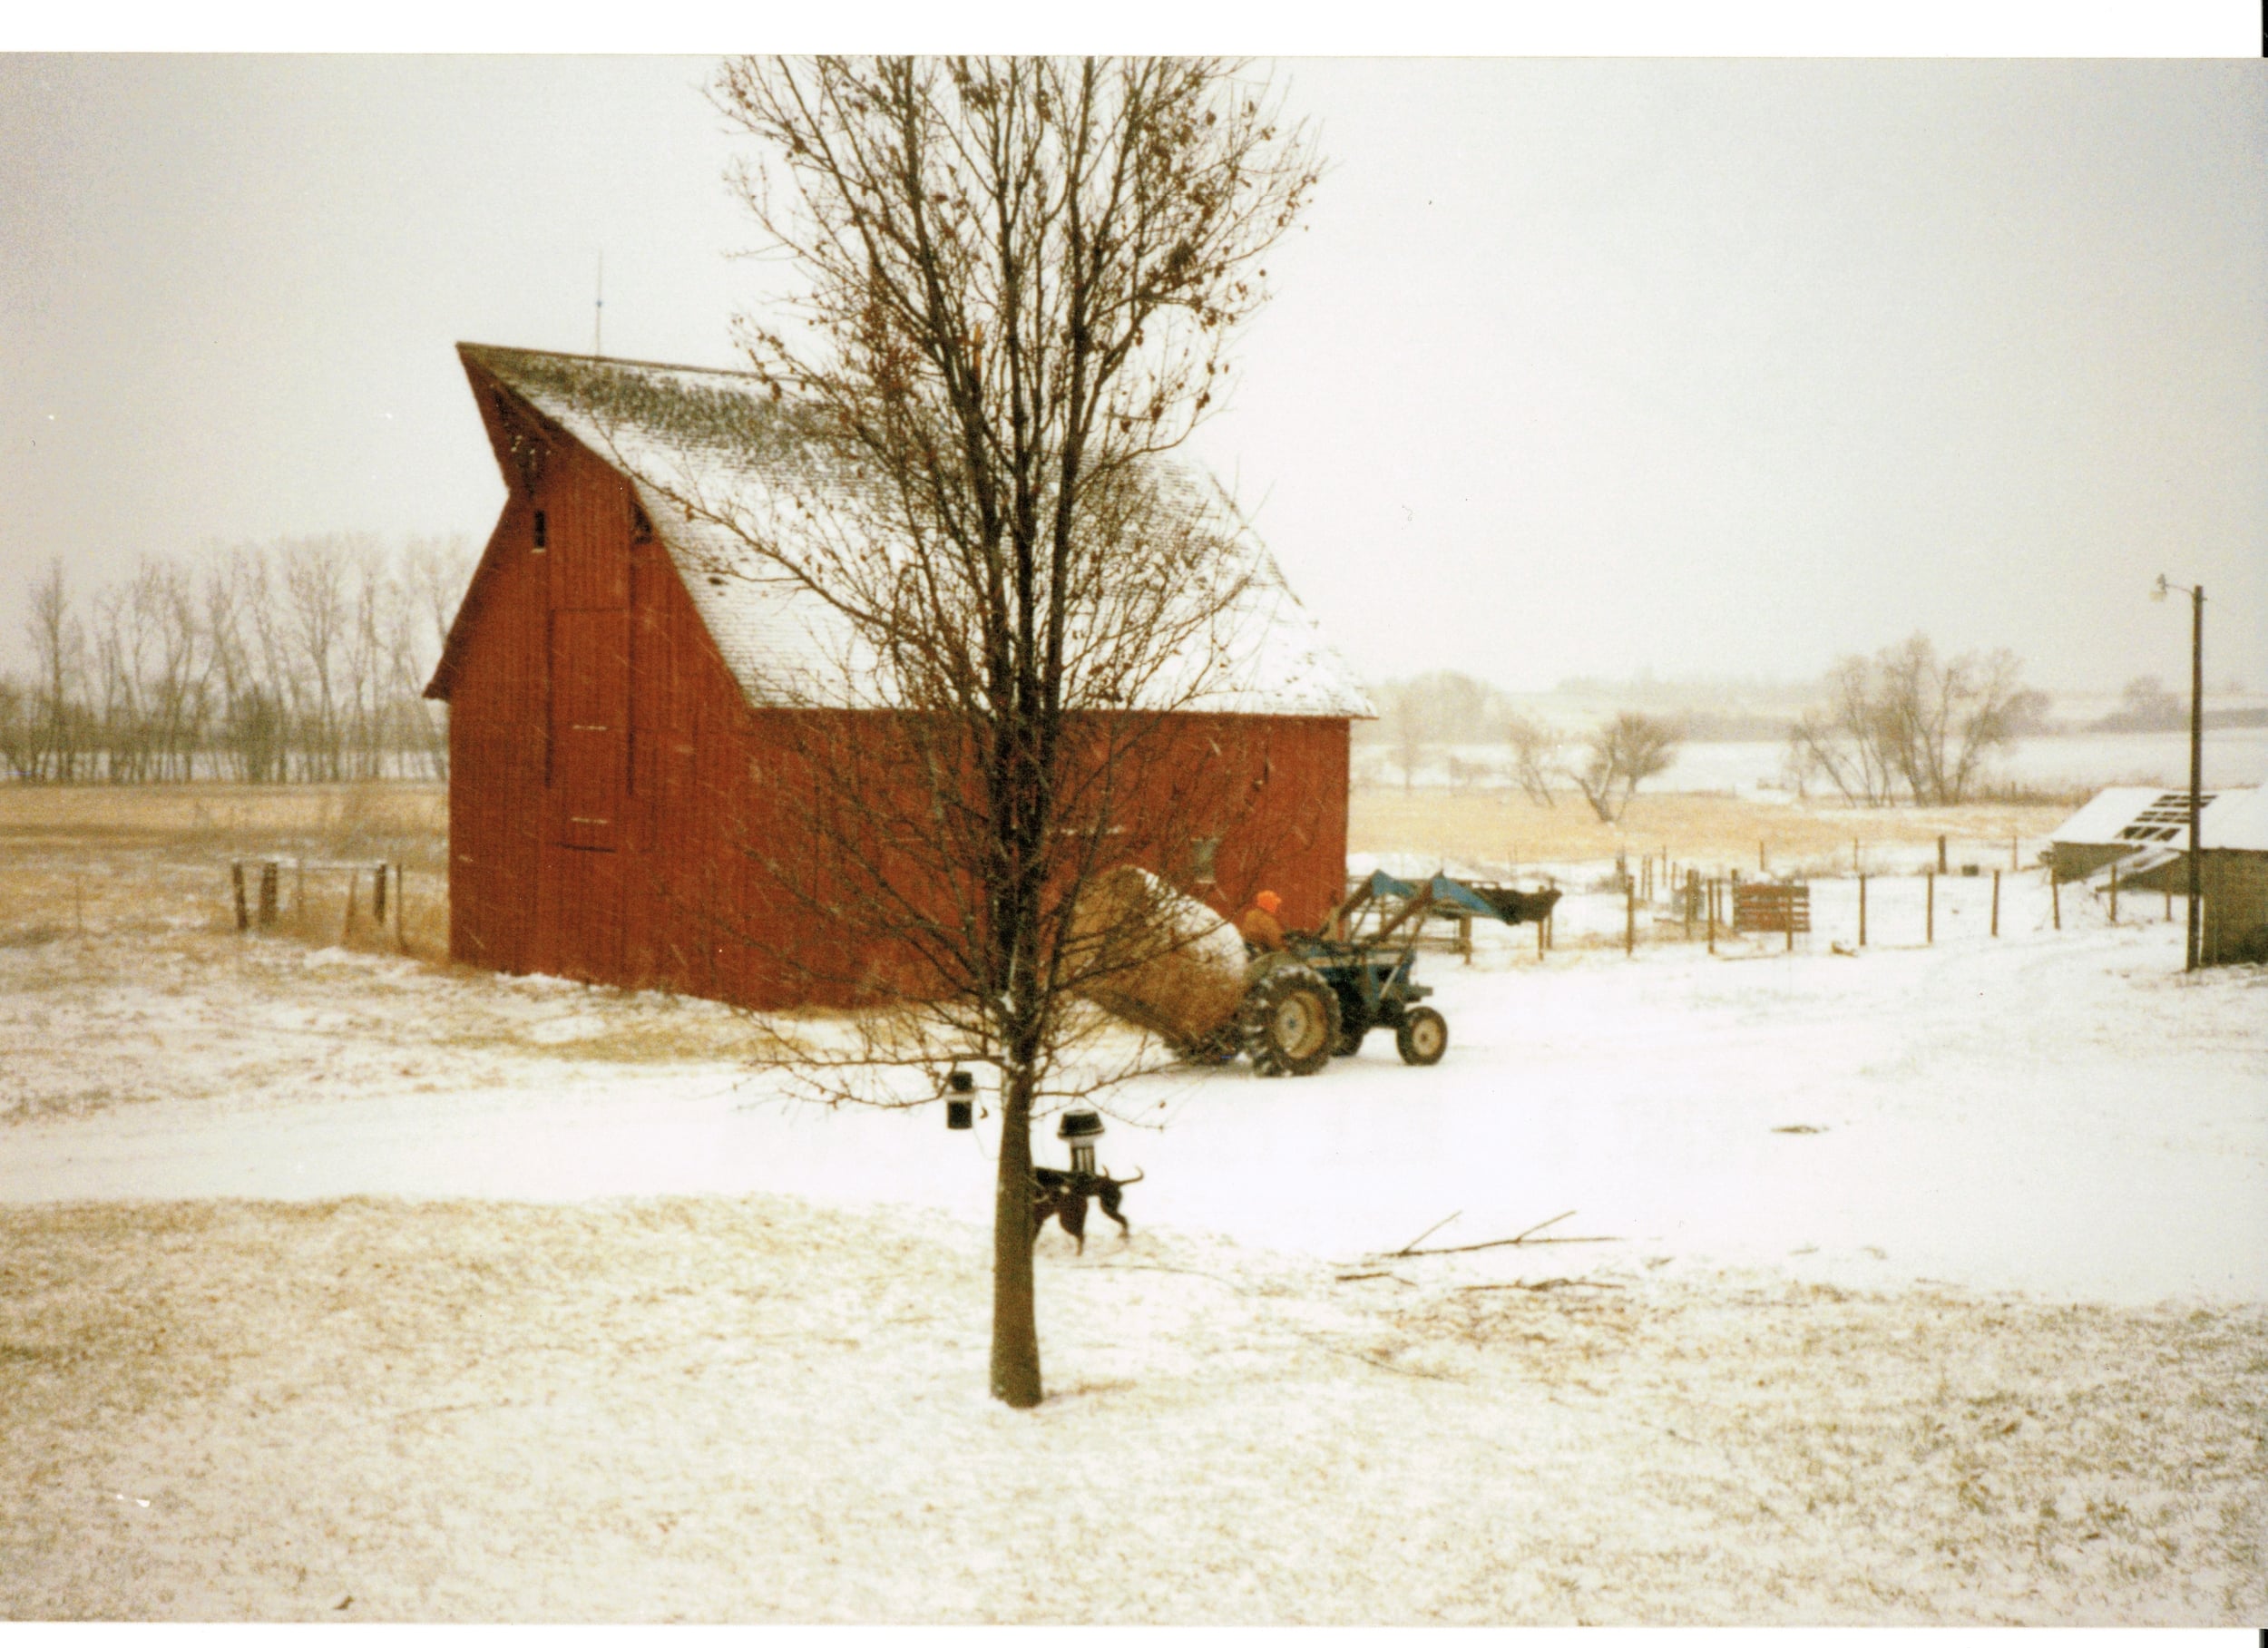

{"left": 3, "top": 54, "right": 2262, "bottom": 697}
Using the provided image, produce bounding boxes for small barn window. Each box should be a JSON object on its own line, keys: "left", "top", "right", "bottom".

{"left": 1188, "top": 836, "right": 1220, "bottom": 884}
{"left": 631, "top": 502, "right": 654, "bottom": 542}
{"left": 533, "top": 509, "right": 548, "bottom": 551}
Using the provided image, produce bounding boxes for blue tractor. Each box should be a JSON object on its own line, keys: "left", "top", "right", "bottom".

{"left": 1278, "top": 868, "right": 1562, "bottom": 1070}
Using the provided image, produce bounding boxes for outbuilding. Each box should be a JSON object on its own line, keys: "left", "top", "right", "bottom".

{"left": 2047, "top": 783, "right": 2268, "bottom": 963}
{"left": 424, "top": 344, "right": 1373, "bottom": 1009}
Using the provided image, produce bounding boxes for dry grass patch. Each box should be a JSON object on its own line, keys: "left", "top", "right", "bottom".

{"left": 1354, "top": 786, "right": 2071, "bottom": 880}
{"left": 0, "top": 782, "right": 446, "bottom": 865}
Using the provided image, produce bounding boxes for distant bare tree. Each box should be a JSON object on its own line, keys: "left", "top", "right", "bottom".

{"left": 24, "top": 559, "right": 85, "bottom": 782}
{"left": 1788, "top": 635, "right": 2045, "bottom": 807}
{"left": 1501, "top": 710, "right": 1560, "bottom": 807}
{"left": 1368, "top": 670, "right": 1495, "bottom": 791}
{"left": 399, "top": 534, "right": 476, "bottom": 777}
{"left": 282, "top": 540, "right": 354, "bottom": 781}
{"left": 0, "top": 678, "right": 33, "bottom": 780}
{"left": 2093, "top": 675, "right": 2183, "bottom": 734}
{"left": 1381, "top": 682, "right": 1426, "bottom": 792}
{"left": 1569, "top": 711, "right": 1683, "bottom": 824}
{"left": 142, "top": 561, "right": 211, "bottom": 780}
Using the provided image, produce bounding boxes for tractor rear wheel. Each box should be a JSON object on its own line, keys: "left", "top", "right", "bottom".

{"left": 1395, "top": 1006, "right": 1449, "bottom": 1067}
{"left": 1242, "top": 963, "right": 1342, "bottom": 1078}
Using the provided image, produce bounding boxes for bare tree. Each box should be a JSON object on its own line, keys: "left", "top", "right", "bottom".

{"left": 2094, "top": 676, "right": 2183, "bottom": 734}
{"left": 0, "top": 677, "right": 34, "bottom": 780}
{"left": 24, "top": 559, "right": 85, "bottom": 782}
{"left": 1501, "top": 710, "right": 1559, "bottom": 807}
{"left": 686, "top": 54, "right": 1319, "bottom": 1409}
{"left": 1366, "top": 670, "right": 1495, "bottom": 792}
{"left": 399, "top": 534, "right": 476, "bottom": 778}
{"left": 1787, "top": 635, "right": 2045, "bottom": 806}
{"left": 1381, "top": 680, "right": 1427, "bottom": 792}
{"left": 1569, "top": 711, "right": 1683, "bottom": 824}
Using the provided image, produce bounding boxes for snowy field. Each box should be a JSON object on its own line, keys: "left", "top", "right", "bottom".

{"left": 2, "top": 841, "right": 2263, "bottom": 1621}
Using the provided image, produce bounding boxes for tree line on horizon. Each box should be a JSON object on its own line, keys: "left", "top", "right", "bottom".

{"left": 0, "top": 536, "right": 476, "bottom": 785}
{"left": 1360, "top": 634, "right": 2054, "bottom": 811}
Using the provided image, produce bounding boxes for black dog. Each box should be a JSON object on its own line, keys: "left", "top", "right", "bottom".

{"left": 1030, "top": 1166, "right": 1143, "bottom": 1253}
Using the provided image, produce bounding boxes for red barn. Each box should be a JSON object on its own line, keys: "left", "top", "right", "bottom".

{"left": 425, "top": 343, "right": 1374, "bottom": 1009}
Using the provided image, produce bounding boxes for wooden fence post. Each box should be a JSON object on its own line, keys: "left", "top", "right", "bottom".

{"left": 1858, "top": 873, "right": 1868, "bottom": 947}
{"left": 1537, "top": 908, "right": 1546, "bottom": 961}
{"left": 2051, "top": 871, "right": 2061, "bottom": 931}
{"left": 1625, "top": 878, "right": 1636, "bottom": 957}
{"left": 2109, "top": 862, "right": 2118, "bottom": 924}
{"left": 259, "top": 862, "right": 279, "bottom": 929}
{"left": 1937, "top": 835, "right": 1948, "bottom": 874}
{"left": 1706, "top": 878, "right": 1716, "bottom": 954}
{"left": 232, "top": 863, "right": 249, "bottom": 933}
{"left": 344, "top": 872, "right": 358, "bottom": 940}
{"left": 1926, "top": 871, "right": 1935, "bottom": 944}
{"left": 1991, "top": 869, "right": 2000, "bottom": 938}
{"left": 373, "top": 862, "right": 387, "bottom": 922}
{"left": 395, "top": 864, "right": 407, "bottom": 952}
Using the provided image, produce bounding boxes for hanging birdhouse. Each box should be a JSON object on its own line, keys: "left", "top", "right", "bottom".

{"left": 943, "top": 1068, "right": 975, "bottom": 1131}
{"left": 1057, "top": 1109, "right": 1104, "bottom": 1175}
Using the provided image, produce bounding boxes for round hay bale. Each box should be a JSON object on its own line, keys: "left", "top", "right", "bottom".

{"left": 1070, "top": 866, "right": 1248, "bottom": 1048}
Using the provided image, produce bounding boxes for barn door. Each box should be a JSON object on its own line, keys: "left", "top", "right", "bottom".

{"left": 550, "top": 609, "right": 630, "bottom": 852}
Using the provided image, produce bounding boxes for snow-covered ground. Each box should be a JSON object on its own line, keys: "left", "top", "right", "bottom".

{"left": 3, "top": 852, "right": 2263, "bottom": 1622}
{"left": 5, "top": 874, "right": 2260, "bottom": 1305}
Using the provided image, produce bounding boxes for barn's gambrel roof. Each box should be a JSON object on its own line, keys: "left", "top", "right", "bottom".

{"left": 445, "top": 342, "right": 1374, "bottom": 720}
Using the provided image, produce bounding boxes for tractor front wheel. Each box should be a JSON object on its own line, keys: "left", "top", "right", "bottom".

{"left": 1242, "top": 963, "right": 1342, "bottom": 1078}
{"left": 1395, "top": 1006, "right": 1449, "bottom": 1067}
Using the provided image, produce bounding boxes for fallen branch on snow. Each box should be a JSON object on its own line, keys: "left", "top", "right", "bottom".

{"left": 1390, "top": 1210, "right": 1462, "bottom": 1255}
{"left": 1374, "top": 1210, "right": 1622, "bottom": 1260}
{"left": 1455, "top": 1278, "right": 1623, "bottom": 1293}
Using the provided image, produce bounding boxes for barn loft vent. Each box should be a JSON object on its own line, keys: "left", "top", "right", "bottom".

{"left": 631, "top": 502, "right": 654, "bottom": 542}
{"left": 533, "top": 510, "right": 548, "bottom": 551}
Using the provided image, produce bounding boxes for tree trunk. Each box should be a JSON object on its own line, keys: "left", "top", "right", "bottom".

{"left": 989, "top": 1058, "right": 1042, "bottom": 1408}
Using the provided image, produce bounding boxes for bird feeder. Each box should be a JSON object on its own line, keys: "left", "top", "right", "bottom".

{"left": 943, "top": 1068, "right": 975, "bottom": 1131}
{"left": 1057, "top": 1109, "right": 1104, "bottom": 1175}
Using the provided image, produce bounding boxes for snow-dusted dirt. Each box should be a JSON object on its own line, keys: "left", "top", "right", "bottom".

{"left": 2, "top": 852, "right": 2263, "bottom": 1622}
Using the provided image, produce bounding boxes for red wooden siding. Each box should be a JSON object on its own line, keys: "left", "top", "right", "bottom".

{"left": 435, "top": 365, "right": 1355, "bottom": 1011}
{"left": 548, "top": 608, "right": 629, "bottom": 853}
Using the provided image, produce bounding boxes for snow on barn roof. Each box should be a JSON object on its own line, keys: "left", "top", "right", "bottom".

{"left": 2049, "top": 785, "right": 2265, "bottom": 851}
{"left": 2197, "top": 786, "right": 2268, "bottom": 851}
{"left": 458, "top": 343, "right": 1375, "bottom": 719}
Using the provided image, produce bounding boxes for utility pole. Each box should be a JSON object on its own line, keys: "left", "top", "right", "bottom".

{"left": 2155, "top": 575, "right": 2205, "bottom": 971}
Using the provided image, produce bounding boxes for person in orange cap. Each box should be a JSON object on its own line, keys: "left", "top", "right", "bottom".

{"left": 1239, "top": 888, "right": 1286, "bottom": 951}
